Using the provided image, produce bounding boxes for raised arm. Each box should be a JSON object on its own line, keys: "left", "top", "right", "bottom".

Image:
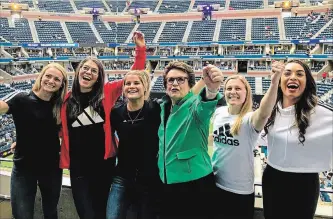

{"left": 0, "top": 101, "right": 9, "bottom": 114}
{"left": 251, "top": 61, "right": 284, "bottom": 131}
{"left": 202, "top": 64, "right": 224, "bottom": 100}
{"left": 130, "top": 31, "right": 146, "bottom": 70}
{"left": 194, "top": 65, "right": 223, "bottom": 122}
{"left": 192, "top": 65, "right": 224, "bottom": 95}
{"left": 106, "top": 31, "right": 147, "bottom": 99}
{"left": 191, "top": 79, "right": 205, "bottom": 95}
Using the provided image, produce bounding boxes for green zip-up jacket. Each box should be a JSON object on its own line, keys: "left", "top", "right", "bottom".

{"left": 158, "top": 89, "right": 222, "bottom": 184}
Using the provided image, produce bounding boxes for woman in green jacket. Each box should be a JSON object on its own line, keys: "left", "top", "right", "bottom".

{"left": 157, "top": 61, "right": 224, "bottom": 219}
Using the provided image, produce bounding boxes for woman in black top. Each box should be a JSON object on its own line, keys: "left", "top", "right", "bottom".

{"left": 0, "top": 63, "right": 68, "bottom": 219}
{"left": 106, "top": 70, "right": 162, "bottom": 219}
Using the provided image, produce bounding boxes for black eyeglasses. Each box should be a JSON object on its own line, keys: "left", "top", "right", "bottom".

{"left": 166, "top": 77, "right": 188, "bottom": 85}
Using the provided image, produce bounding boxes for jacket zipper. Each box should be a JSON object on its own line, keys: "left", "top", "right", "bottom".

{"left": 163, "top": 118, "right": 168, "bottom": 184}
{"left": 163, "top": 104, "right": 169, "bottom": 184}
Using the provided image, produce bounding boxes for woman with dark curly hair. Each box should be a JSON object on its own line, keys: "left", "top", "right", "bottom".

{"left": 262, "top": 60, "right": 333, "bottom": 219}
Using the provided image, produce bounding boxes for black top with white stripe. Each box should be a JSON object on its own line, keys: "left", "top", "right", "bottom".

{"left": 67, "top": 92, "right": 114, "bottom": 176}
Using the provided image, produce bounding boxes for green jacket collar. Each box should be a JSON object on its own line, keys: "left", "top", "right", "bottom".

{"left": 161, "top": 91, "right": 194, "bottom": 107}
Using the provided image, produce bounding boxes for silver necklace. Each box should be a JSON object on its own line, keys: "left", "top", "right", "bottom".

{"left": 127, "top": 107, "right": 143, "bottom": 124}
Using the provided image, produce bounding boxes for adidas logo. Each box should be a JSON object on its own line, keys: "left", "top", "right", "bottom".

{"left": 213, "top": 123, "right": 240, "bottom": 146}
{"left": 72, "top": 106, "right": 104, "bottom": 127}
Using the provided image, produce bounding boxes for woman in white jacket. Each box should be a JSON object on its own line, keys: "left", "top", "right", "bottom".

{"left": 262, "top": 60, "right": 333, "bottom": 219}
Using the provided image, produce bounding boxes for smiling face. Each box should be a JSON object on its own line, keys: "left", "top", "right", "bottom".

{"left": 224, "top": 78, "right": 247, "bottom": 107}
{"left": 78, "top": 60, "right": 99, "bottom": 93}
{"left": 280, "top": 62, "right": 307, "bottom": 104}
{"left": 40, "top": 67, "right": 64, "bottom": 94}
{"left": 124, "top": 75, "right": 145, "bottom": 101}
{"left": 165, "top": 69, "right": 190, "bottom": 103}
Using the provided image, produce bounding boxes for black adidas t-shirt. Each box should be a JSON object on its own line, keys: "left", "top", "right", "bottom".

{"left": 5, "top": 91, "right": 60, "bottom": 172}
{"left": 67, "top": 92, "right": 114, "bottom": 175}
{"left": 111, "top": 100, "right": 161, "bottom": 186}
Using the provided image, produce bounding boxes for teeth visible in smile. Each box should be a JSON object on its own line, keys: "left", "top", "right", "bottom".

{"left": 287, "top": 83, "right": 299, "bottom": 89}
{"left": 82, "top": 75, "right": 91, "bottom": 81}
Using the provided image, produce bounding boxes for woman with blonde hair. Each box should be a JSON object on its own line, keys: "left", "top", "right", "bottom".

{"left": 106, "top": 70, "right": 162, "bottom": 219}
{"left": 212, "top": 61, "right": 284, "bottom": 219}
{"left": 0, "top": 63, "right": 68, "bottom": 219}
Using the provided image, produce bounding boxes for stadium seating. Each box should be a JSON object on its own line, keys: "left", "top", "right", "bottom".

{"left": 245, "top": 77, "right": 256, "bottom": 93}
{"left": 0, "top": 84, "right": 15, "bottom": 99}
{"left": 108, "top": 75, "right": 123, "bottom": 82}
{"left": 158, "top": 21, "right": 188, "bottom": 43}
{"left": 262, "top": 78, "right": 271, "bottom": 93}
{"left": 93, "top": 21, "right": 135, "bottom": 43}
{"left": 0, "top": 18, "right": 33, "bottom": 43}
{"left": 229, "top": 0, "right": 263, "bottom": 10}
{"left": 284, "top": 14, "right": 328, "bottom": 40}
{"left": 0, "top": 113, "right": 15, "bottom": 153}
{"left": 106, "top": 0, "right": 127, "bottom": 13}
{"left": 11, "top": 81, "right": 32, "bottom": 91}
{"left": 310, "top": 0, "right": 323, "bottom": 5}
{"left": 136, "top": 22, "right": 161, "bottom": 43}
{"left": 127, "top": 0, "right": 159, "bottom": 11}
{"left": 158, "top": 0, "right": 191, "bottom": 13}
{"left": 37, "top": 0, "right": 74, "bottom": 13}
{"left": 318, "top": 23, "right": 333, "bottom": 39}
{"left": 74, "top": 0, "right": 107, "bottom": 10}
{"left": 0, "top": 0, "right": 34, "bottom": 7}
{"left": 188, "top": 20, "right": 216, "bottom": 42}
{"left": 35, "top": 21, "right": 68, "bottom": 43}
{"left": 151, "top": 76, "right": 165, "bottom": 92}
{"left": 219, "top": 19, "right": 246, "bottom": 41}
{"left": 317, "top": 82, "right": 333, "bottom": 98}
{"left": 193, "top": 0, "right": 226, "bottom": 8}
{"left": 252, "top": 18, "right": 280, "bottom": 40}
{"left": 66, "top": 22, "right": 99, "bottom": 44}
{"left": 268, "top": 0, "right": 305, "bottom": 4}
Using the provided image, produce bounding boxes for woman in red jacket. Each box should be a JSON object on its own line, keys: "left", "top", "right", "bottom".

{"left": 59, "top": 32, "right": 147, "bottom": 219}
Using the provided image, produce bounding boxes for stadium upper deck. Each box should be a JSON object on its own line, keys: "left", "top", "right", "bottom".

{"left": 0, "top": 0, "right": 332, "bottom": 44}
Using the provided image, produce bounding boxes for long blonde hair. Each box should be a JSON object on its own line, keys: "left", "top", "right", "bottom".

{"left": 123, "top": 70, "right": 151, "bottom": 100}
{"left": 223, "top": 75, "right": 253, "bottom": 136}
{"left": 32, "top": 63, "right": 68, "bottom": 124}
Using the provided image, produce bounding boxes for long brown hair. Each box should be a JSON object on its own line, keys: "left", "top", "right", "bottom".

{"left": 67, "top": 57, "right": 105, "bottom": 119}
{"left": 223, "top": 75, "right": 253, "bottom": 136}
{"left": 263, "top": 60, "right": 318, "bottom": 144}
{"left": 32, "top": 63, "right": 68, "bottom": 124}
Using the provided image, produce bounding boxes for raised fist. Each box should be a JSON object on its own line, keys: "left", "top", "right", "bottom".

{"left": 132, "top": 31, "right": 145, "bottom": 47}
{"left": 202, "top": 64, "right": 224, "bottom": 93}
{"left": 271, "top": 60, "right": 285, "bottom": 85}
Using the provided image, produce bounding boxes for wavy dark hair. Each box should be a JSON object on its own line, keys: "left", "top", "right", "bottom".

{"left": 263, "top": 60, "right": 318, "bottom": 145}
{"left": 67, "top": 57, "right": 105, "bottom": 120}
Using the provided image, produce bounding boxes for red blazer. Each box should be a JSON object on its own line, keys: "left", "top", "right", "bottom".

{"left": 59, "top": 46, "right": 146, "bottom": 169}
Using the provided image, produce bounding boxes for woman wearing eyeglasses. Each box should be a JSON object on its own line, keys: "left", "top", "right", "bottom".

{"left": 59, "top": 32, "right": 146, "bottom": 219}
{"left": 106, "top": 60, "right": 212, "bottom": 219}
{"left": 158, "top": 61, "right": 224, "bottom": 219}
